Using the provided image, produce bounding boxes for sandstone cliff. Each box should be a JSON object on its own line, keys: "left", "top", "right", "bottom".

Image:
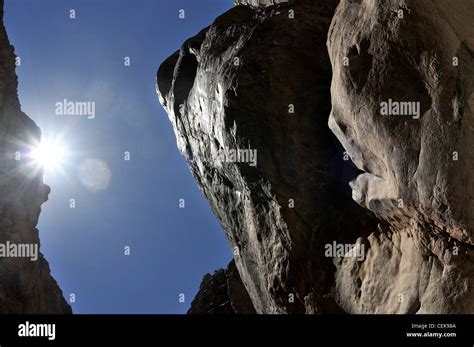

{"left": 0, "top": 0, "right": 71, "bottom": 313}
{"left": 157, "top": 0, "right": 474, "bottom": 314}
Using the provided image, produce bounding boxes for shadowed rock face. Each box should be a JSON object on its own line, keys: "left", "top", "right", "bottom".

{"left": 188, "top": 260, "right": 256, "bottom": 314}
{"left": 158, "top": 0, "right": 474, "bottom": 314}
{"left": 0, "top": 0, "right": 71, "bottom": 313}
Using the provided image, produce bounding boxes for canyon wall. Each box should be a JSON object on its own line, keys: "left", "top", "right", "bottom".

{"left": 0, "top": 0, "right": 71, "bottom": 313}
{"left": 158, "top": 0, "right": 474, "bottom": 313}
{"left": 327, "top": 0, "right": 474, "bottom": 314}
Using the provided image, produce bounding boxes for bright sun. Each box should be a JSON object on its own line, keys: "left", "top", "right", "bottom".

{"left": 30, "top": 138, "right": 66, "bottom": 172}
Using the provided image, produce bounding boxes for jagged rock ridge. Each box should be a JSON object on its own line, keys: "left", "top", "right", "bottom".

{"left": 188, "top": 260, "right": 256, "bottom": 314}
{"left": 233, "top": 0, "right": 288, "bottom": 7}
{"left": 0, "top": 0, "right": 71, "bottom": 313}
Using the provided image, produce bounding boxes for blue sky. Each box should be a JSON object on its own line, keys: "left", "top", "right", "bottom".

{"left": 5, "top": 0, "right": 233, "bottom": 313}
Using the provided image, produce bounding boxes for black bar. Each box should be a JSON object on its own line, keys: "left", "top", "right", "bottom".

{"left": 0, "top": 314, "right": 472, "bottom": 346}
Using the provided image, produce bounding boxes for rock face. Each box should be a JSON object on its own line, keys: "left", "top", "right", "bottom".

{"left": 0, "top": 0, "right": 71, "bottom": 313}
{"left": 328, "top": 0, "right": 474, "bottom": 313}
{"left": 158, "top": 0, "right": 474, "bottom": 314}
{"left": 157, "top": 0, "right": 373, "bottom": 314}
{"left": 188, "top": 260, "right": 256, "bottom": 314}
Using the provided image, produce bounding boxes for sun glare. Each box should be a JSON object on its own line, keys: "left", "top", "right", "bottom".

{"left": 30, "top": 138, "right": 67, "bottom": 172}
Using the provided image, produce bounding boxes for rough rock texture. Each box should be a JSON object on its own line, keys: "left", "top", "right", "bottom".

{"left": 328, "top": 0, "right": 474, "bottom": 313}
{"left": 158, "top": 0, "right": 376, "bottom": 314}
{"left": 0, "top": 0, "right": 71, "bottom": 313}
{"left": 188, "top": 260, "right": 256, "bottom": 314}
{"left": 233, "top": 0, "right": 288, "bottom": 8}
{"left": 158, "top": 0, "right": 474, "bottom": 314}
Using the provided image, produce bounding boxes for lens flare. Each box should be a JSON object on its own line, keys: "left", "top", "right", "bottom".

{"left": 29, "top": 138, "right": 67, "bottom": 172}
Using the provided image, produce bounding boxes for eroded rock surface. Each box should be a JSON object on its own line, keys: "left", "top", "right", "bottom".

{"left": 158, "top": 0, "right": 474, "bottom": 314}
{"left": 158, "top": 0, "right": 374, "bottom": 314}
{"left": 0, "top": 0, "right": 71, "bottom": 313}
{"left": 328, "top": 0, "right": 474, "bottom": 313}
